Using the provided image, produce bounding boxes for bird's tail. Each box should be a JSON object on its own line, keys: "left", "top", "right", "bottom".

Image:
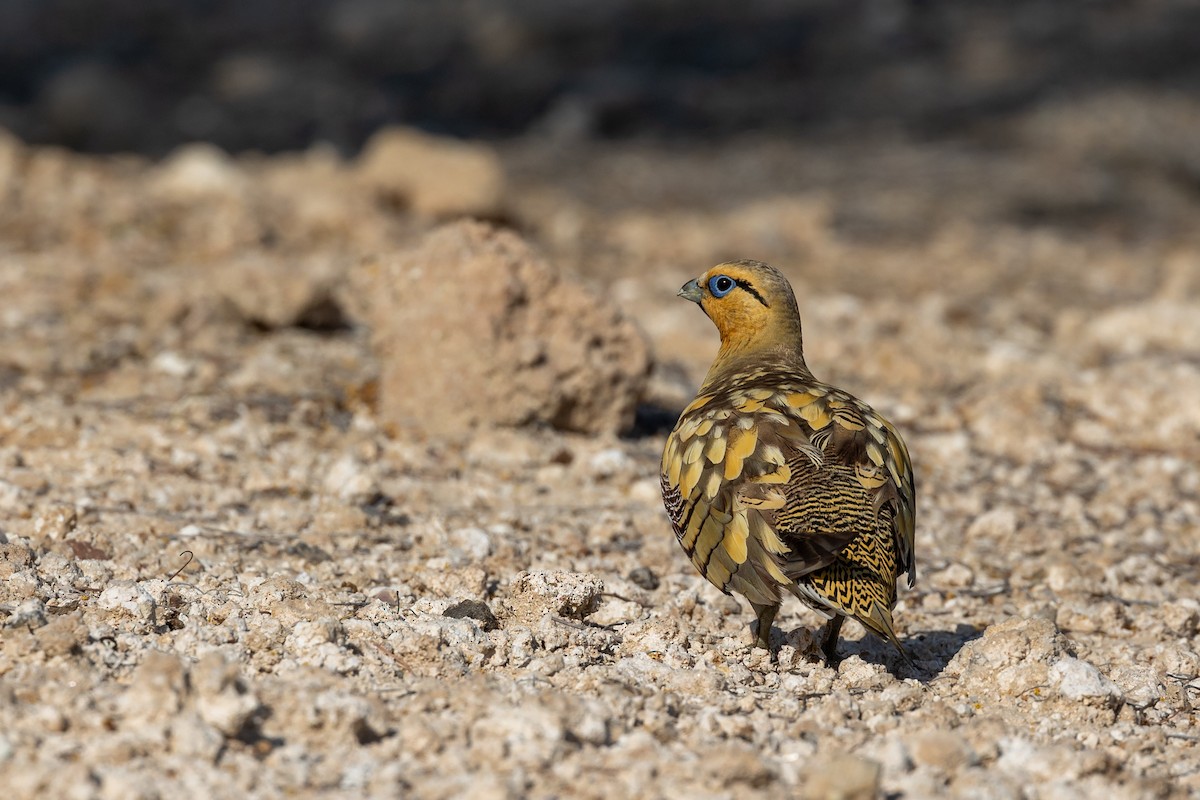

{"left": 861, "top": 600, "right": 914, "bottom": 668}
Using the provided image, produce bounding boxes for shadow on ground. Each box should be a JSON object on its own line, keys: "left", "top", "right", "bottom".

{"left": 826, "top": 622, "right": 983, "bottom": 680}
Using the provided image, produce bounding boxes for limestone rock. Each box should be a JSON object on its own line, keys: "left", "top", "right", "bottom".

{"left": 149, "top": 142, "right": 247, "bottom": 201}
{"left": 1049, "top": 657, "right": 1123, "bottom": 707}
{"left": 1081, "top": 300, "right": 1200, "bottom": 358}
{"left": 352, "top": 221, "right": 651, "bottom": 436}
{"left": 1065, "top": 360, "right": 1200, "bottom": 451}
{"left": 944, "top": 616, "right": 1072, "bottom": 699}
{"left": 802, "top": 754, "right": 881, "bottom": 800}
{"left": 210, "top": 254, "right": 346, "bottom": 331}
{"left": 907, "top": 729, "right": 978, "bottom": 773}
{"left": 507, "top": 570, "right": 603, "bottom": 623}
{"left": 356, "top": 127, "right": 505, "bottom": 218}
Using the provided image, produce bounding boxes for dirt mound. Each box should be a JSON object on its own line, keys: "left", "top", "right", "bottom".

{"left": 353, "top": 221, "right": 651, "bottom": 437}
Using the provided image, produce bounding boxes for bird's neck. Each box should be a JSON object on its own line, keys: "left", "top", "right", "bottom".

{"left": 701, "top": 335, "right": 812, "bottom": 391}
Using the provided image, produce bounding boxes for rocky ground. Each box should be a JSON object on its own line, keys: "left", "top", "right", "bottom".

{"left": 2, "top": 95, "right": 1200, "bottom": 797}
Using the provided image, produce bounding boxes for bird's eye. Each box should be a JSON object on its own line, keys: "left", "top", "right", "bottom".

{"left": 708, "top": 275, "right": 735, "bottom": 298}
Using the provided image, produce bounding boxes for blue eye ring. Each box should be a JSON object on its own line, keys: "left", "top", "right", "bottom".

{"left": 708, "top": 274, "right": 736, "bottom": 298}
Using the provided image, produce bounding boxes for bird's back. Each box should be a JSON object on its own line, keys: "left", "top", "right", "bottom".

{"left": 661, "top": 372, "right": 914, "bottom": 647}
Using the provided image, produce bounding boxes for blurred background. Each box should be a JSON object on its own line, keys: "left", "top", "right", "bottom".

{"left": 4, "top": 0, "right": 1200, "bottom": 431}
{"left": 4, "top": 0, "right": 1200, "bottom": 154}
{"left": 5, "top": 1, "right": 1200, "bottom": 268}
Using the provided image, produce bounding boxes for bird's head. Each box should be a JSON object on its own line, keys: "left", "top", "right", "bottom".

{"left": 678, "top": 260, "right": 807, "bottom": 373}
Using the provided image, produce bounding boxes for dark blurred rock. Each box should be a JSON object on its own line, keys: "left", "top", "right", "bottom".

{"left": 325, "top": 0, "right": 460, "bottom": 73}
{"left": 443, "top": 599, "right": 500, "bottom": 631}
{"left": 37, "top": 61, "right": 150, "bottom": 151}
{"left": 627, "top": 567, "right": 660, "bottom": 591}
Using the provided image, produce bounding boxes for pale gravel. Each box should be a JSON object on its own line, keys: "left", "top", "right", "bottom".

{"left": 0, "top": 121, "right": 1198, "bottom": 798}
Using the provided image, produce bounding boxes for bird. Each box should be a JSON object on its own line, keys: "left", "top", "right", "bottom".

{"left": 660, "top": 260, "right": 916, "bottom": 665}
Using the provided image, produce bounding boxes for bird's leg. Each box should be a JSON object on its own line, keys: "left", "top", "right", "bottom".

{"left": 820, "top": 615, "right": 845, "bottom": 665}
{"left": 750, "top": 602, "right": 779, "bottom": 651}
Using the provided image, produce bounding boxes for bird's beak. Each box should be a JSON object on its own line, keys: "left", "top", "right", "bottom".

{"left": 678, "top": 278, "right": 703, "bottom": 304}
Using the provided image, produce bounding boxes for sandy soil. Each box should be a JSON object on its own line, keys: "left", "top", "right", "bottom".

{"left": 1, "top": 106, "right": 1199, "bottom": 798}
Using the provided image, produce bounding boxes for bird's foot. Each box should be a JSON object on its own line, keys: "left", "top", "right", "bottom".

{"left": 821, "top": 643, "right": 841, "bottom": 667}
{"left": 750, "top": 601, "right": 780, "bottom": 658}
{"left": 820, "top": 615, "right": 845, "bottom": 667}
